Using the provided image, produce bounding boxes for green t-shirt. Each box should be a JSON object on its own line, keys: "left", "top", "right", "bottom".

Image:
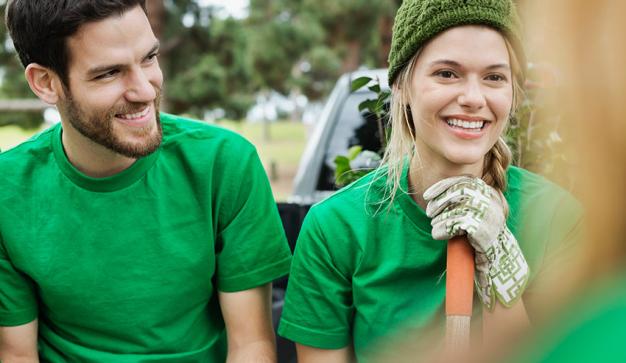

{"left": 278, "top": 165, "right": 582, "bottom": 360}
{"left": 0, "top": 114, "right": 292, "bottom": 362}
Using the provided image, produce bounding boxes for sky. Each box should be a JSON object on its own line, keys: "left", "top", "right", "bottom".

{"left": 197, "top": 0, "right": 249, "bottom": 19}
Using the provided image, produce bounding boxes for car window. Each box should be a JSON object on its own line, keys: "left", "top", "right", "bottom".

{"left": 316, "top": 91, "right": 385, "bottom": 191}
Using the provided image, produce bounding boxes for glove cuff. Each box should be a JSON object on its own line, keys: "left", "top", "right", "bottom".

{"left": 474, "top": 227, "right": 530, "bottom": 310}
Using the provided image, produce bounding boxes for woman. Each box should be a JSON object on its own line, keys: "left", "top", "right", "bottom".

{"left": 278, "top": 0, "right": 582, "bottom": 361}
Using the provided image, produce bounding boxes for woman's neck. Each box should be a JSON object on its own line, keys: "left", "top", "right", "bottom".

{"left": 408, "top": 154, "right": 483, "bottom": 209}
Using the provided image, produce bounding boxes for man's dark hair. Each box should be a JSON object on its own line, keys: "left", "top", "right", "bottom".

{"left": 5, "top": 0, "right": 147, "bottom": 87}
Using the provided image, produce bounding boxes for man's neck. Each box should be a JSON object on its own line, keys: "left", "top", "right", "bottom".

{"left": 61, "top": 123, "right": 136, "bottom": 178}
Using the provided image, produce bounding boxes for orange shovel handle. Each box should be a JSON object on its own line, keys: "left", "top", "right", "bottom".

{"left": 446, "top": 236, "right": 475, "bottom": 316}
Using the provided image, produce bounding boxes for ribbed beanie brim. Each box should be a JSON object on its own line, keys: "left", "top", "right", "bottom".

{"left": 388, "top": 0, "right": 525, "bottom": 85}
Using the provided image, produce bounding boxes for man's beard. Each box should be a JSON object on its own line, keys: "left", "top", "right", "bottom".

{"left": 62, "top": 91, "right": 163, "bottom": 159}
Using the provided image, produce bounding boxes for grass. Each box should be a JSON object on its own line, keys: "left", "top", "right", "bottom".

{"left": 0, "top": 120, "right": 307, "bottom": 201}
{"left": 0, "top": 125, "right": 45, "bottom": 152}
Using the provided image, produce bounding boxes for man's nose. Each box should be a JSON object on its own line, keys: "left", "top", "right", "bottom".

{"left": 125, "top": 68, "right": 158, "bottom": 103}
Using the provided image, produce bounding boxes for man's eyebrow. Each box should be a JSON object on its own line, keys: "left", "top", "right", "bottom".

{"left": 86, "top": 63, "right": 124, "bottom": 78}
{"left": 428, "top": 59, "right": 510, "bottom": 71}
{"left": 145, "top": 41, "right": 160, "bottom": 58}
{"left": 86, "top": 41, "right": 161, "bottom": 78}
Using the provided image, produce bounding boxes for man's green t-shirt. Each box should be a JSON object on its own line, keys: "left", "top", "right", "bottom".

{"left": 0, "top": 114, "right": 292, "bottom": 362}
{"left": 278, "top": 165, "right": 582, "bottom": 360}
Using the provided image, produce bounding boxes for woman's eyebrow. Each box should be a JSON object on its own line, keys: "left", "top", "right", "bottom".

{"left": 429, "top": 59, "right": 462, "bottom": 68}
{"left": 428, "top": 59, "right": 510, "bottom": 71}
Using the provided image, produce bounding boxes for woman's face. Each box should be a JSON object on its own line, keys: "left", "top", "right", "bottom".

{"left": 406, "top": 25, "right": 514, "bottom": 172}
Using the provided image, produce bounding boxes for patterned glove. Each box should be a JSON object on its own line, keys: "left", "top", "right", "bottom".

{"left": 423, "top": 176, "right": 529, "bottom": 310}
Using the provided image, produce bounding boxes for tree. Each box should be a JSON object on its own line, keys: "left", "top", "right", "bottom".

{"left": 247, "top": 0, "right": 400, "bottom": 101}
{"left": 0, "top": 3, "right": 43, "bottom": 129}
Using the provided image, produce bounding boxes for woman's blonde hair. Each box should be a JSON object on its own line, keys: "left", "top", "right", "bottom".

{"left": 377, "top": 31, "right": 525, "bottom": 211}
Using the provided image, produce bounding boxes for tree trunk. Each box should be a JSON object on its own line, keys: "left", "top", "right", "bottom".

{"left": 379, "top": 15, "right": 394, "bottom": 68}
{"left": 341, "top": 40, "right": 361, "bottom": 73}
{"left": 146, "top": 0, "right": 165, "bottom": 40}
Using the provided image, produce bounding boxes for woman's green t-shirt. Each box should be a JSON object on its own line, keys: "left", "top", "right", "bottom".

{"left": 279, "top": 165, "right": 582, "bottom": 360}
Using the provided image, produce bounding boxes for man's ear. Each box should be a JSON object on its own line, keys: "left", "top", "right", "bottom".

{"left": 24, "top": 64, "right": 65, "bottom": 105}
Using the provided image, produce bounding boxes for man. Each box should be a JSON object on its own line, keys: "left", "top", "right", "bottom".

{"left": 0, "top": 1, "right": 291, "bottom": 362}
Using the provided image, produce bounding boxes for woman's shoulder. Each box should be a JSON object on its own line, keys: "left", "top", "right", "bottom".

{"left": 308, "top": 168, "right": 388, "bottom": 219}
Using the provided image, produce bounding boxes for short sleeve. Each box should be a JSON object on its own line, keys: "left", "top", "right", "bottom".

{"left": 214, "top": 143, "right": 291, "bottom": 292}
{"left": 0, "top": 234, "right": 38, "bottom": 326}
{"left": 278, "top": 210, "right": 354, "bottom": 349}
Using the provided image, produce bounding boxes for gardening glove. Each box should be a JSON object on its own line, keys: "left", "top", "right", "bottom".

{"left": 423, "top": 176, "right": 529, "bottom": 310}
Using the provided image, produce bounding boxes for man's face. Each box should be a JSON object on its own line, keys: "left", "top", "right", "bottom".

{"left": 59, "top": 5, "right": 164, "bottom": 158}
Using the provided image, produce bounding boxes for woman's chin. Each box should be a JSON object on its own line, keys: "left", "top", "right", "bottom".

{"left": 442, "top": 153, "right": 486, "bottom": 171}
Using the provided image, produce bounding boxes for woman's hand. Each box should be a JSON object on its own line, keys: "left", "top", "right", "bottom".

{"left": 423, "top": 176, "right": 529, "bottom": 310}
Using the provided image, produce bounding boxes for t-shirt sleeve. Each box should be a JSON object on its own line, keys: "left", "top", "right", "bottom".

{"left": 278, "top": 209, "right": 354, "bottom": 349}
{"left": 0, "top": 234, "right": 38, "bottom": 326}
{"left": 214, "top": 142, "right": 291, "bottom": 292}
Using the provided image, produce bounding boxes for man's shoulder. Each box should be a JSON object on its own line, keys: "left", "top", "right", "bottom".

{"left": 159, "top": 113, "right": 254, "bottom": 152}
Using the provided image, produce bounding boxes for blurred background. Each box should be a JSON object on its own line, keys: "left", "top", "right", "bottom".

{"left": 0, "top": 0, "right": 567, "bottom": 202}
{"left": 0, "top": 0, "right": 403, "bottom": 201}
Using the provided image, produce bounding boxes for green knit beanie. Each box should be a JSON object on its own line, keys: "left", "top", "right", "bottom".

{"left": 388, "top": 0, "right": 525, "bottom": 86}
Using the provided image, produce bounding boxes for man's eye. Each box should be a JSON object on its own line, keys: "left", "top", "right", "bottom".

{"left": 94, "top": 70, "right": 119, "bottom": 80}
{"left": 146, "top": 52, "right": 159, "bottom": 62}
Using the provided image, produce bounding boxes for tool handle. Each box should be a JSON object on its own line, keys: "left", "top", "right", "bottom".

{"left": 446, "top": 236, "right": 475, "bottom": 316}
{"left": 445, "top": 236, "right": 475, "bottom": 350}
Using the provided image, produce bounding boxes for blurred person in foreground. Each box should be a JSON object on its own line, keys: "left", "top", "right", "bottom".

{"left": 278, "top": 0, "right": 583, "bottom": 361}
{"left": 0, "top": 1, "right": 291, "bottom": 362}
{"left": 374, "top": 0, "right": 626, "bottom": 362}
{"left": 506, "top": 0, "right": 626, "bottom": 361}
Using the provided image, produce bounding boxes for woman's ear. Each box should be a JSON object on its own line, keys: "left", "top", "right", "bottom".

{"left": 24, "top": 64, "right": 63, "bottom": 105}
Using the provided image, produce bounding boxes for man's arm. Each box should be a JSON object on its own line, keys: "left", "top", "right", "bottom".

{"left": 219, "top": 283, "right": 276, "bottom": 363}
{"left": 0, "top": 319, "right": 39, "bottom": 363}
{"left": 296, "top": 344, "right": 354, "bottom": 363}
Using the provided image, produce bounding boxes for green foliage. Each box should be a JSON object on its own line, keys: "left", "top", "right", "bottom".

{"left": 247, "top": 0, "right": 400, "bottom": 100}
{"left": 332, "top": 76, "right": 390, "bottom": 187}
{"left": 0, "top": 0, "right": 401, "bottom": 125}
{"left": 505, "top": 96, "right": 569, "bottom": 187}
{"left": 162, "top": 8, "right": 254, "bottom": 120}
{"left": 335, "top": 146, "right": 368, "bottom": 187}
{"left": 0, "top": 3, "right": 43, "bottom": 129}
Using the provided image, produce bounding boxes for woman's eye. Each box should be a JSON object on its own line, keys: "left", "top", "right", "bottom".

{"left": 486, "top": 74, "right": 507, "bottom": 82}
{"left": 435, "top": 70, "right": 457, "bottom": 79}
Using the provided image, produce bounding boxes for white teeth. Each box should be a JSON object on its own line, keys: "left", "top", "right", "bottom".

{"left": 445, "top": 118, "right": 485, "bottom": 129}
{"left": 118, "top": 107, "right": 149, "bottom": 120}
